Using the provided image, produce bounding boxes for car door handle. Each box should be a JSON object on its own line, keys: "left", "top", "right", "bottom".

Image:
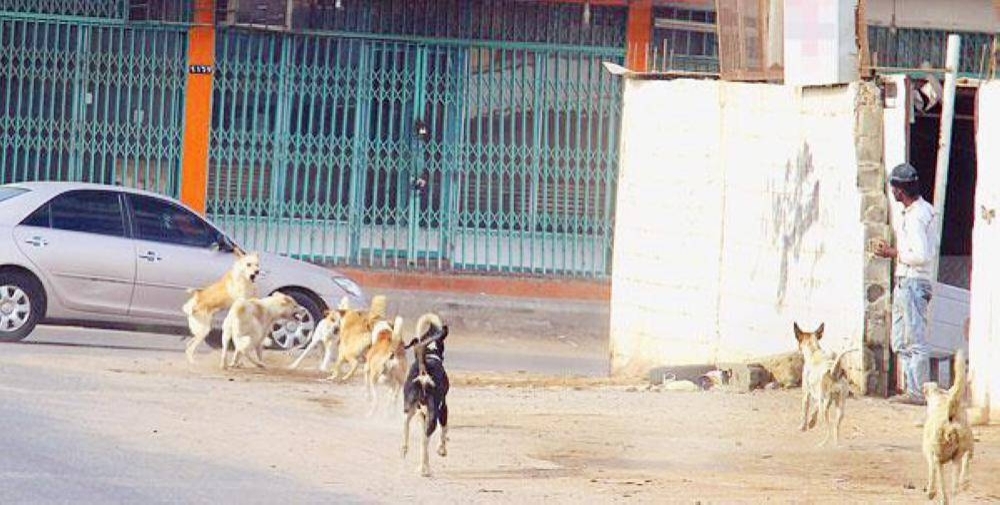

{"left": 25, "top": 236, "right": 48, "bottom": 247}
{"left": 138, "top": 251, "right": 162, "bottom": 262}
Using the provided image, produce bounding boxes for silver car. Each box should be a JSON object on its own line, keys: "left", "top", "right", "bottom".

{"left": 0, "top": 181, "right": 364, "bottom": 347}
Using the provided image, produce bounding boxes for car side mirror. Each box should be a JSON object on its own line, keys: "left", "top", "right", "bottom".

{"left": 211, "top": 235, "right": 235, "bottom": 253}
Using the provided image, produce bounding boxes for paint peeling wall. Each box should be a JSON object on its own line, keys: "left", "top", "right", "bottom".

{"left": 970, "top": 80, "right": 1000, "bottom": 422}
{"left": 609, "top": 79, "right": 872, "bottom": 376}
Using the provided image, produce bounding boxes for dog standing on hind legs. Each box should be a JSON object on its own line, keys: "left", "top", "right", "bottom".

{"left": 921, "top": 349, "right": 973, "bottom": 504}
{"left": 401, "top": 313, "right": 449, "bottom": 477}
{"left": 794, "top": 322, "right": 852, "bottom": 447}
{"left": 182, "top": 249, "right": 260, "bottom": 363}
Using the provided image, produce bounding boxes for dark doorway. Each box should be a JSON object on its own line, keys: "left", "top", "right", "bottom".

{"left": 908, "top": 85, "right": 978, "bottom": 289}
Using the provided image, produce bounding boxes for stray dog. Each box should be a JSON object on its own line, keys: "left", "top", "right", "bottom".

{"left": 326, "top": 295, "right": 387, "bottom": 381}
{"left": 794, "top": 323, "right": 852, "bottom": 447}
{"left": 921, "top": 350, "right": 973, "bottom": 503}
{"left": 402, "top": 313, "right": 450, "bottom": 477}
{"left": 287, "top": 297, "right": 351, "bottom": 372}
{"left": 182, "top": 250, "right": 260, "bottom": 363}
{"left": 364, "top": 316, "right": 405, "bottom": 416}
{"left": 219, "top": 292, "right": 304, "bottom": 369}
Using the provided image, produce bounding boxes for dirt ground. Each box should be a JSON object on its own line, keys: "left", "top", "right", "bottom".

{"left": 6, "top": 329, "right": 1000, "bottom": 504}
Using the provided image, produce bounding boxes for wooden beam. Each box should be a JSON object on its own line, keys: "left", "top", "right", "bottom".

{"left": 626, "top": 0, "right": 654, "bottom": 71}
{"left": 179, "top": 0, "right": 216, "bottom": 214}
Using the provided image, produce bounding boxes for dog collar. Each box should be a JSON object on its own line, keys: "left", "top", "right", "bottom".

{"left": 426, "top": 354, "right": 442, "bottom": 362}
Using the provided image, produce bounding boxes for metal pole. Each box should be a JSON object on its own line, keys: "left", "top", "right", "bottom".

{"left": 930, "top": 34, "right": 961, "bottom": 283}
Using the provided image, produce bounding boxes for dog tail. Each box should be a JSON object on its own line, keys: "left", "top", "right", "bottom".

{"left": 947, "top": 349, "right": 968, "bottom": 420}
{"left": 390, "top": 315, "right": 404, "bottom": 345}
{"left": 830, "top": 348, "right": 861, "bottom": 380}
{"left": 412, "top": 313, "right": 443, "bottom": 343}
{"left": 368, "top": 295, "right": 388, "bottom": 320}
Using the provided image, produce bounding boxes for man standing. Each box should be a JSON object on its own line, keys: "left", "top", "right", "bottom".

{"left": 875, "top": 163, "right": 939, "bottom": 406}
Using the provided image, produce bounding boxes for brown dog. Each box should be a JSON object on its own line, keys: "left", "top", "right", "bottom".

{"left": 326, "top": 295, "right": 387, "bottom": 381}
{"left": 922, "top": 350, "right": 974, "bottom": 503}
{"left": 364, "top": 315, "right": 405, "bottom": 416}
{"left": 182, "top": 250, "right": 260, "bottom": 363}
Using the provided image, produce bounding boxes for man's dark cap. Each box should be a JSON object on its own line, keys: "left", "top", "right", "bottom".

{"left": 889, "top": 163, "right": 919, "bottom": 185}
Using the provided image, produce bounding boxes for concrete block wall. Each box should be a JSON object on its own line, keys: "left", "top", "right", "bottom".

{"left": 855, "top": 82, "right": 892, "bottom": 396}
{"left": 610, "top": 79, "right": 881, "bottom": 377}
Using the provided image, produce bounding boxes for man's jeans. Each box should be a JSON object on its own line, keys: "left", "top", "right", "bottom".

{"left": 891, "top": 277, "right": 932, "bottom": 400}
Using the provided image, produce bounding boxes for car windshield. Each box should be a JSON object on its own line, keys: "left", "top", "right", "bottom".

{"left": 0, "top": 187, "right": 29, "bottom": 203}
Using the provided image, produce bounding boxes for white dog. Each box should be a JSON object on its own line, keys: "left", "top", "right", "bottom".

{"left": 220, "top": 292, "right": 304, "bottom": 369}
{"left": 287, "top": 297, "right": 349, "bottom": 372}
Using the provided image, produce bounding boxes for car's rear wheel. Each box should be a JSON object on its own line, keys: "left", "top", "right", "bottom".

{"left": 0, "top": 272, "right": 43, "bottom": 343}
{"left": 269, "top": 290, "right": 322, "bottom": 350}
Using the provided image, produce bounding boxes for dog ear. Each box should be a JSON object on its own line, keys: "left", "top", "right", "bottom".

{"left": 816, "top": 323, "right": 825, "bottom": 339}
{"left": 440, "top": 325, "right": 449, "bottom": 340}
{"left": 793, "top": 322, "right": 804, "bottom": 342}
{"left": 233, "top": 246, "right": 246, "bottom": 258}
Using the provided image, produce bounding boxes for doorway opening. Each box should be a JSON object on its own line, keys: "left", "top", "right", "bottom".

{"left": 898, "top": 82, "right": 978, "bottom": 391}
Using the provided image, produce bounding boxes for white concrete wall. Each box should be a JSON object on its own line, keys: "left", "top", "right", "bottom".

{"left": 866, "top": 0, "right": 996, "bottom": 33}
{"left": 610, "top": 79, "right": 866, "bottom": 375}
{"left": 970, "top": 80, "right": 1000, "bottom": 423}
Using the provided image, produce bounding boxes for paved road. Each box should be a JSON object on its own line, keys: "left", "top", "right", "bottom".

{"left": 1, "top": 326, "right": 362, "bottom": 504}
{"left": 0, "top": 396, "right": 353, "bottom": 504}
{"left": 14, "top": 324, "right": 608, "bottom": 376}
{"left": 0, "top": 324, "right": 606, "bottom": 504}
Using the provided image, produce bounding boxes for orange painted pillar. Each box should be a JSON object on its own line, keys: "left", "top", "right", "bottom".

{"left": 625, "top": 0, "right": 653, "bottom": 71}
{"left": 179, "top": 0, "right": 216, "bottom": 214}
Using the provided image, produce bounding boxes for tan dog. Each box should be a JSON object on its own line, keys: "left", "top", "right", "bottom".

{"left": 364, "top": 316, "right": 406, "bottom": 416}
{"left": 219, "top": 292, "right": 303, "bottom": 369}
{"left": 921, "top": 350, "right": 974, "bottom": 504}
{"left": 326, "top": 295, "right": 387, "bottom": 381}
{"left": 182, "top": 250, "right": 260, "bottom": 363}
{"left": 794, "top": 323, "right": 852, "bottom": 447}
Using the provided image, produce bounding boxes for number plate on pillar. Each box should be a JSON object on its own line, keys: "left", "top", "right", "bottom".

{"left": 188, "top": 65, "right": 214, "bottom": 74}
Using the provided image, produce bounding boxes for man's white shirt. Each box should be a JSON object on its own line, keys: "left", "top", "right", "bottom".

{"left": 892, "top": 196, "right": 938, "bottom": 280}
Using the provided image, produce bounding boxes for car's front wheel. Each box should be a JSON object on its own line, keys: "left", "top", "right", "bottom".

{"left": 0, "top": 271, "right": 43, "bottom": 343}
{"left": 269, "top": 290, "right": 322, "bottom": 350}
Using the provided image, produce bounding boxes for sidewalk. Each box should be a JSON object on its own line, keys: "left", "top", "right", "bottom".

{"left": 338, "top": 268, "right": 611, "bottom": 365}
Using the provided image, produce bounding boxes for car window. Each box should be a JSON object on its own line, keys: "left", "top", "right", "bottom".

{"left": 129, "top": 194, "right": 215, "bottom": 248}
{"left": 20, "top": 204, "right": 50, "bottom": 228}
{"left": 49, "top": 190, "right": 126, "bottom": 237}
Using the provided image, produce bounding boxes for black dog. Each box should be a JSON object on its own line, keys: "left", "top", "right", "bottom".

{"left": 401, "top": 313, "right": 449, "bottom": 477}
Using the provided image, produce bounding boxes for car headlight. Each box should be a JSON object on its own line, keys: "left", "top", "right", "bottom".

{"left": 332, "top": 276, "right": 361, "bottom": 297}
